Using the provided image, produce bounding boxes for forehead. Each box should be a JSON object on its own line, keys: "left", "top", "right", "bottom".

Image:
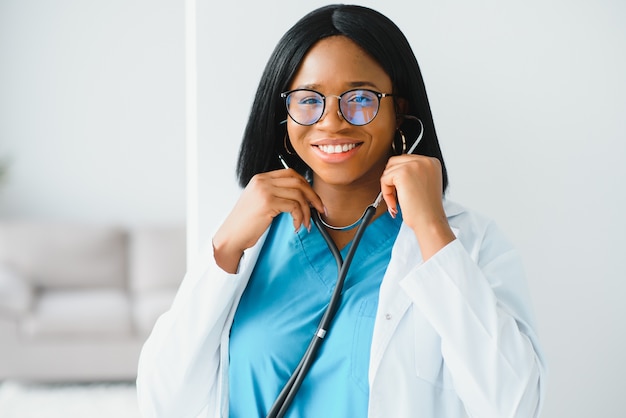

{"left": 289, "top": 36, "right": 392, "bottom": 91}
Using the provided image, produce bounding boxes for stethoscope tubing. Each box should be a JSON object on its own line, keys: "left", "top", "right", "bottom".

{"left": 266, "top": 205, "right": 377, "bottom": 418}
{"left": 267, "top": 115, "right": 423, "bottom": 417}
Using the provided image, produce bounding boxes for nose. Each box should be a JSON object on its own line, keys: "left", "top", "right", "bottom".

{"left": 317, "top": 95, "right": 345, "bottom": 125}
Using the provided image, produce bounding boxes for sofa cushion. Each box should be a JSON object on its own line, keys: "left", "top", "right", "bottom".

{"left": 21, "top": 289, "right": 132, "bottom": 338}
{"left": 0, "top": 265, "right": 32, "bottom": 316}
{"left": 133, "top": 289, "right": 177, "bottom": 337}
{"left": 129, "top": 226, "right": 185, "bottom": 292}
{"left": 0, "top": 221, "right": 127, "bottom": 288}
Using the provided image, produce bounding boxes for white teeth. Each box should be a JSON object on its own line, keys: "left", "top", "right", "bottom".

{"left": 318, "top": 143, "right": 357, "bottom": 154}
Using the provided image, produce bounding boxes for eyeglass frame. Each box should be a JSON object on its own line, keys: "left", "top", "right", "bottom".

{"left": 280, "top": 88, "right": 394, "bottom": 126}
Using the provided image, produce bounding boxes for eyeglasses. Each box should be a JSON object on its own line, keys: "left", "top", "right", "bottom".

{"left": 280, "top": 88, "right": 393, "bottom": 126}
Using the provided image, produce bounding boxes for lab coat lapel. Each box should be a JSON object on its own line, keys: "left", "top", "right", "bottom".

{"left": 368, "top": 200, "right": 463, "bottom": 383}
{"left": 368, "top": 224, "right": 419, "bottom": 382}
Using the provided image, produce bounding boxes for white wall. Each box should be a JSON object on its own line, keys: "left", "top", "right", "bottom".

{"left": 2, "top": 0, "right": 624, "bottom": 415}
{"left": 0, "top": 0, "right": 185, "bottom": 227}
{"left": 199, "top": 1, "right": 626, "bottom": 417}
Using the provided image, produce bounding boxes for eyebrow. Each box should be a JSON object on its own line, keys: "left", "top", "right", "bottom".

{"left": 296, "top": 81, "right": 382, "bottom": 90}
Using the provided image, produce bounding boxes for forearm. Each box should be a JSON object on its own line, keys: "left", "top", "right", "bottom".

{"left": 410, "top": 215, "right": 456, "bottom": 262}
{"left": 212, "top": 237, "right": 244, "bottom": 274}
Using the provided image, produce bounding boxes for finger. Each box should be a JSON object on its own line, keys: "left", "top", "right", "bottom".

{"left": 268, "top": 184, "right": 316, "bottom": 231}
{"left": 250, "top": 169, "right": 324, "bottom": 231}
{"left": 380, "top": 159, "right": 417, "bottom": 218}
{"left": 267, "top": 194, "right": 312, "bottom": 232}
{"left": 268, "top": 170, "right": 325, "bottom": 215}
{"left": 379, "top": 173, "right": 398, "bottom": 218}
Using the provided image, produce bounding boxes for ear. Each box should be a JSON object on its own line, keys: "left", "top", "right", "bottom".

{"left": 394, "top": 97, "right": 410, "bottom": 128}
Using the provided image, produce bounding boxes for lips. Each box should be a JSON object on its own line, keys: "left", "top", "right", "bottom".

{"left": 316, "top": 143, "right": 359, "bottom": 154}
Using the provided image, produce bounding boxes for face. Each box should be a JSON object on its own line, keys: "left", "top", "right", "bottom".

{"left": 286, "top": 36, "right": 398, "bottom": 191}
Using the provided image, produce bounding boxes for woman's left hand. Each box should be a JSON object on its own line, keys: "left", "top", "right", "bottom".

{"left": 380, "top": 154, "right": 456, "bottom": 261}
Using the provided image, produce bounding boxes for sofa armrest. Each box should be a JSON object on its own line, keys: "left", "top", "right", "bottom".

{"left": 0, "top": 265, "right": 33, "bottom": 317}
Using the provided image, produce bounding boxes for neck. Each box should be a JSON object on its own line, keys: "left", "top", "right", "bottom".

{"left": 313, "top": 180, "right": 386, "bottom": 230}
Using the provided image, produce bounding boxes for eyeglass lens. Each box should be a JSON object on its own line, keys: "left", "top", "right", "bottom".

{"left": 285, "top": 89, "right": 381, "bottom": 126}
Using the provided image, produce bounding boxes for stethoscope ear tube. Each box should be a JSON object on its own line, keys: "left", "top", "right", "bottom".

{"left": 266, "top": 205, "right": 377, "bottom": 418}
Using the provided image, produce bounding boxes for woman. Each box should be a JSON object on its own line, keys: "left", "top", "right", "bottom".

{"left": 137, "top": 5, "right": 546, "bottom": 418}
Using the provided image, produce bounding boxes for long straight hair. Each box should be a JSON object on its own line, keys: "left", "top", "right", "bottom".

{"left": 236, "top": 4, "right": 448, "bottom": 192}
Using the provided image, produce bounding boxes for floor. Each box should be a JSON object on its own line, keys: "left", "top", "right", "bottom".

{"left": 0, "top": 381, "right": 140, "bottom": 418}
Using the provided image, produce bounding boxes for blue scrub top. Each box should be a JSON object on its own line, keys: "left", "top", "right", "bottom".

{"left": 229, "top": 210, "right": 402, "bottom": 417}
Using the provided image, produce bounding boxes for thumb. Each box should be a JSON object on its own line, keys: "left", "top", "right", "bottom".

{"left": 380, "top": 179, "right": 398, "bottom": 218}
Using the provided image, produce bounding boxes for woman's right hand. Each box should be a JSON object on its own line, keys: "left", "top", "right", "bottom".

{"left": 212, "top": 168, "right": 324, "bottom": 273}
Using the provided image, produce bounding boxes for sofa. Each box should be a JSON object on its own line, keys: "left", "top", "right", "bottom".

{"left": 0, "top": 220, "right": 186, "bottom": 382}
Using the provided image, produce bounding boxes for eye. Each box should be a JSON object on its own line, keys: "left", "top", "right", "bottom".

{"left": 299, "top": 96, "right": 323, "bottom": 105}
{"left": 290, "top": 91, "right": 323, "bottom": 106}
{"left": 345, "top": 90, "right": 376, "bottom": 105}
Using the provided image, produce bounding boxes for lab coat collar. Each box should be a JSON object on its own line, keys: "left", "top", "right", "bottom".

{"left": 443, "top": 197, "right": 465, "bottom": 219}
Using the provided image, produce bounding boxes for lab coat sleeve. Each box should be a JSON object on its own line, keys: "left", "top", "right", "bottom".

{"left": 136, "top": 241, "right": 255, "bottom": 418}
{"left": 399, "top": 221, "right": 546, "bottom": 418}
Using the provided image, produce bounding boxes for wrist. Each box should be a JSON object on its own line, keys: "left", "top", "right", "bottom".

{"left": 411, "top": 217, "right": 456, "bottom": 261}
{"left": 212, "top": 235, "right": 244, "bottom": 274}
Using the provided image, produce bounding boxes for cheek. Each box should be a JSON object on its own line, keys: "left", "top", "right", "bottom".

{"left": 285, "top": 124, "right": 311, "bottom": 157}
{"left": 372, "top": 115, "right": 398, "bottom": 148}
{"left": 377, "top": 109, "right": 397, "bottom": 148}
{"left": 286, "top": 124, "right": 305, "bottom": 144}
{"left": 376, "top": 129, "right": 395, "bottom": 153}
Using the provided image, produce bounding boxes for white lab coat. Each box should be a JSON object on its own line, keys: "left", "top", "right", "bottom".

{"left": 136, "top": 200, "right": 546, "bottom": 418}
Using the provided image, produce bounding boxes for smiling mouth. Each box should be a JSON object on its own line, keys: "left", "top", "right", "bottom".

{"left": 316, "top": 143, "right": 360, "bottom": 154}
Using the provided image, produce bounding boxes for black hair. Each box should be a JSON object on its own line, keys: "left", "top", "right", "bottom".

{"left": 236, "top": 4, "right": 448, "bottom": 192}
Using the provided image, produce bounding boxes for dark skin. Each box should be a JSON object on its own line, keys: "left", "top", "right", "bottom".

{"left": 213, "top": 36, "right": 454, "bottom": 273}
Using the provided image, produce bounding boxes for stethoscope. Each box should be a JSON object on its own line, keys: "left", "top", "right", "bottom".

{"left": 266, "top": 117, "right": 423, "bottom": 418}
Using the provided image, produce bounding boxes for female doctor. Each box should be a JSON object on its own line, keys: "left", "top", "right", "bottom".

{"left": 137, "top": 4, "right": 546, "bottom": 418}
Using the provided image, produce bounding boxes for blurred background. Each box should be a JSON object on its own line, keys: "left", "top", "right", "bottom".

{"left": 0, "top": 0, "right": 185, "bottom": 223}
{"left": 1, "top": 0, "right": 625, "bottom": 417}
{"left": 0, "top": 1, "right": 186, "bottom": 416}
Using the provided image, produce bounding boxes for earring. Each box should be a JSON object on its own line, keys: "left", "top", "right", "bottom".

{"left": 283, "top": 133, "right": 295, "bottom": 155}
{"left": 391, "top": 129, "right": 407, "bottom": 154}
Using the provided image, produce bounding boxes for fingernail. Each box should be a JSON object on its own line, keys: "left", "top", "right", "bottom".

{"left": 307, "top": 223, "right": 312, "bottom": 233}
{"left": 324, "top": 206, "right": 329, "bottom": 217}
{"left": 388, "top": 207, "right": 397, "bottom": 219}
